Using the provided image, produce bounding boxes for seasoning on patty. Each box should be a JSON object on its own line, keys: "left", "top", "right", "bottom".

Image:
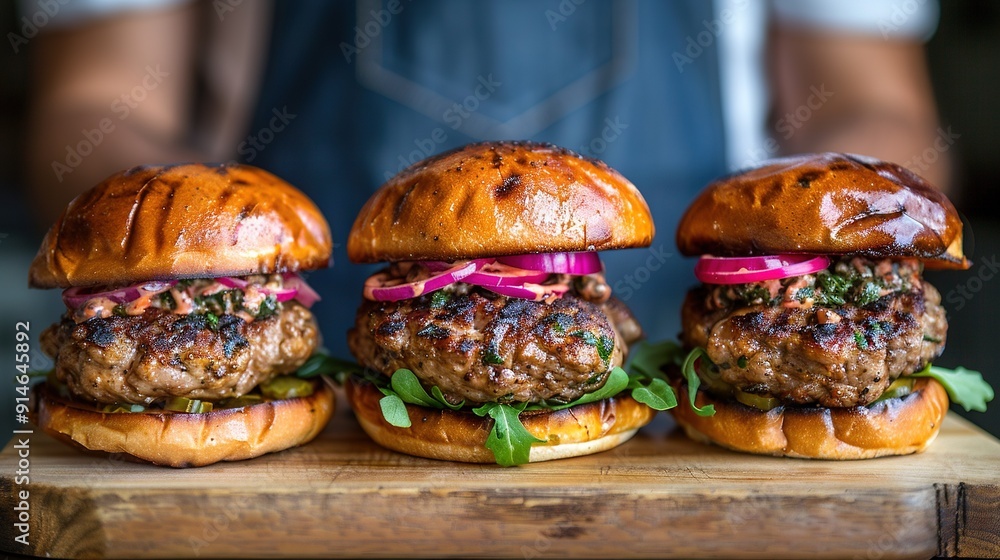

{"left": 28, "top": 163, "right": 335, "bottom": 467}
{"left": 669, "top": 152, "right": 993, "bottom": 459}
{"left": 343, "top": 141, "right": 668, "bottom": 466}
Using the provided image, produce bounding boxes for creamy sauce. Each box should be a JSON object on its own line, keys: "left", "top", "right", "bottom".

{"left": 70, "top": 275, "right": 284, "bottom": 323}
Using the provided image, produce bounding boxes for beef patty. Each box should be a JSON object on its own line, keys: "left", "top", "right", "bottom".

{"left": 681, "top": 282, "right": 947, "bottom": 407}
{"left": 41, "top": 302, "right": 319, "bottom": 404}
{"left": 348, "top": 287, "right": 641, "bottom": 405}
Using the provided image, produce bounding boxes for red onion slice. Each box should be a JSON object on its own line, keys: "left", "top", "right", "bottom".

{"left": 694, "top": 254, "right": 831, "bottom": 285}
{"left": 216, "top": 277, "right": 249, "bottom": 290}
{"left": 463, "top": 262, "right": 550, "bottom": 287}
{"left": 62, "top": 281, "right": 177, "bottom": 309}
{"left": 496, "top": 252, "right": 602, "bottom": 274}
{"left": 283, "top": 274, "right": 321, "bottom": 307}
{"left": 364, "top": 260, "right": 484, "bottom": 301}
{"left": 480, "top": 281, "right": 570, "bottom": 302}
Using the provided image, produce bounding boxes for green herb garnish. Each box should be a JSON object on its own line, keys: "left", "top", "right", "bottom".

{"left": 416, "top": 324, "right": 450, "bottom": 339}
{"left": 629, "top": 377, "right": 677, "bottom": 410}
{"left": 482, "top": 344, "right": 504, "bottom": 365}
{"left": 376, "top": 369, "right": 465, "bottom": 426}
{"left": 680, "top": 347, "right": 716, "bottom": 417}
{"left": 472, "top": 402, "right": 544, "bottom": 467}
{"left": 597, "top": 335, "right": 614, "bottom": 364}
{"left": 855, "top": 281, "right": 882, "bottom": 307}
{"left": 570, "top": 330, "right": 599, "bottom": 346}
{"left": 430, "top": 290, "right": 450, "bottom": 309}
{"left": 911, "top": 364, "right": 994, "bottom": 412}
{"left": 854, "top": 331, "right": 869, "bottom": 350}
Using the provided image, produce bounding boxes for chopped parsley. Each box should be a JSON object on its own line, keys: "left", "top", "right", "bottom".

{"left": 853, "top": 331, "right": 869, "bottom": 350}
{"left": 430, "top": 290, "right": 450, "bottom": 309}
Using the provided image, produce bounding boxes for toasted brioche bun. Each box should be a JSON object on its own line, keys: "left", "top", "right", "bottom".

{"left": 31, "top": 379, "right": 335, "bottom": 468}
{"left": 347, "top": 141, "right": 654, "bottom": 263}
{"left": 29, "top": 163, "right": 333, "bottom": 289}
{"left": 669, "top": 377, "right": 949, "bottom": 459}
{"left": 676, "top": 153, "right": 969, "bottom": 270}
{"left": 345, "top": 377, "right": 655, "bottom": 463}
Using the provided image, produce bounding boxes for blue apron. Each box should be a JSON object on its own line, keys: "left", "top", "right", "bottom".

{"left": 246, "top": 0, "right": 728, "bottom": 356}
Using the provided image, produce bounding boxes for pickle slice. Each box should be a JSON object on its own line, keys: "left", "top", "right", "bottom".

{"left": 869, "top": 377, "right": 916, "bottom": 405}
{"left": 260, "top": 376, "right": 314, "bottom": 399}
{"left": 734, "top": 389, "right": 780, "bottom": 411}
{"left": 164, "top": 397, "right": 214, "bottom": 413}
{"left": 101, "top": 403, "right": 146, "bottom": 413}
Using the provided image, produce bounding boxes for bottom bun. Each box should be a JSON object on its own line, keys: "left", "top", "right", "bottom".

{"left": 32, "top": 379, "right": 335, "bottom": 467}
{"left": 345, "top": 377, "right": 655, "bottom": 463}
{"left": 669, "top": 377, "right": 949, "bottom": 459}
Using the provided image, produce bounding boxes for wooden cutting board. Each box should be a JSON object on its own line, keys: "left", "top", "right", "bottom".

{"left": 1, "top": 389, "right": 998, "bottom": 559}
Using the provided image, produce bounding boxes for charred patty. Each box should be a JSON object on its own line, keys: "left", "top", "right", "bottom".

{"left": 348, "top": 286, "right": 641, "bottom": 405}
{"left": 681, "top": 258, "right": 947, "bottom": 407}
{"left": 41, "top": 302, "right": 319, "bottom": 404}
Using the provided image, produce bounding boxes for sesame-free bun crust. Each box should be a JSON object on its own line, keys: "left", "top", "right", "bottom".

{"left": 31, "top": 379, "right": 335, "bottom": 468}
{"left": 345, "top": 377, "right": 655, "bottom": 463}
{"left": 669, "top": 378, "right": 949, "bottom": 459}
{"left": 676, "top": 153, "right": 969, "bottom": 270}
{"left": 347, "top": 141, "right": 654, "bottom": 263}
{"left": 29, "top": 163, "right": 333, "bottom": 289}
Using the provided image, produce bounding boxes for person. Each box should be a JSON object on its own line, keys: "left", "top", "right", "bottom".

{"left": 22, "top": 0, "right": 947, "bottom": 356}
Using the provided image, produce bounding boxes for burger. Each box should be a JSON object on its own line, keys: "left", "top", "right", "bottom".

{"left": 670, "top": 152, "right": 993, "bottom": 459}
{"left": 344, "top": 141, "right": 673, "bottom": 466}
{"left": 28, "top": 163, "right": 335, "bottom": 467}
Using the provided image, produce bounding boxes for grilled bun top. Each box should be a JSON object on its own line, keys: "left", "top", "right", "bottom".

{"left": 29, "top": 163, "right": 332, "bottom": 289}
{"left": 676, "top": 153, "right": 969, "bottom": 270}
{"left": 347, "top": 141, "right": 654, "bottom": 263}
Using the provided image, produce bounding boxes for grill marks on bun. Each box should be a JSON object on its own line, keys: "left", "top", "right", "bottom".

{"left": 29, "top": 163, "right": 333, "bottom": 289}
{"left": 347, "top": 141, "right": 654, "bottom": 263}
{"left": 675, "top": 153, "right": 968, "bottom": 270}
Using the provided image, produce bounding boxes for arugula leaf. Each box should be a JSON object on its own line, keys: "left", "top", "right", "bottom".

{"left": 680, "top": 347, "right": 716, "bottom": 417}
{"left": 294, "top": 354, "right": 366, "bottom": 382}
{"left": 529, "top": 367, "right": 630, "bottom": 412}
{"left": 630, "top": 377, "right": 677, "bottom": 411}
{"left": 432, "top": 385, "right": 464, "bottom": 410}
{"left": 390, "top": 369, "right": 442, "bottom": 409}
{"left": 911, "top": 364, "right": 995, "bottom": 412}
{"left": 626, "top": 340, "right": 685, "bottom": 379}
{"left": 472, "top": 402, "right": 544, "bottom": 466}
{"left": 378, "top": 394, "right": 411, "bottom": 427}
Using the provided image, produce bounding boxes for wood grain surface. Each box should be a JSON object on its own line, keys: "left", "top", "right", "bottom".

{"left": 0, "top": 389, "right": 997, "bottom": 559}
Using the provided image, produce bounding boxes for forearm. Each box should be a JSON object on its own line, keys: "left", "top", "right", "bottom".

{"left": 770, "top": 27, "right": 951, "bottom": 190}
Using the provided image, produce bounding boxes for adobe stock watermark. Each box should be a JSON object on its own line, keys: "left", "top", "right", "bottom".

{"left": 672, "top": 0, "right": 749, "bottom": 73}
{"left": 236, "top": 106, "right": 296, "bottom": 163}
{"left": 51, "top": 64, "right": 170, "bottom": 183}
{"left": 544, "top": 0, "right": 586, "bottom": 31}
{"left": 945, "top": 254, "right": 998, "bottom": 312}
{"left": 381, "top": 74, "right": 501, "bottom": 181}
{"left": 7, "top": 0, "right": 71, "bottom": 54}
{"left": 578, "top": 116, "right": 628, "bottom": 157}
{"left": 877, "top": 0, "right": 931, "bottom": 40}
{"left": 212, "top": 0, "right": 246, "bottom": 21}
{"left": 899, "top": 126, "right": 960, "bottom": 176}
{"left": 614, "top": 245, "right": 672, "bottom": 302}
{"left": 740, "top": 84, "right": 834, "bottom": 169}
{"left": 853, "top": 508, "right": 925, "bottom": 560}
{"left": 341, "top": 0, "right": 412, "bottom": 63}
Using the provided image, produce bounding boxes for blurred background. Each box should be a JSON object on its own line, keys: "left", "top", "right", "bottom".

{"left": 0, "top": 0, "right": 997, "bottom": 443}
